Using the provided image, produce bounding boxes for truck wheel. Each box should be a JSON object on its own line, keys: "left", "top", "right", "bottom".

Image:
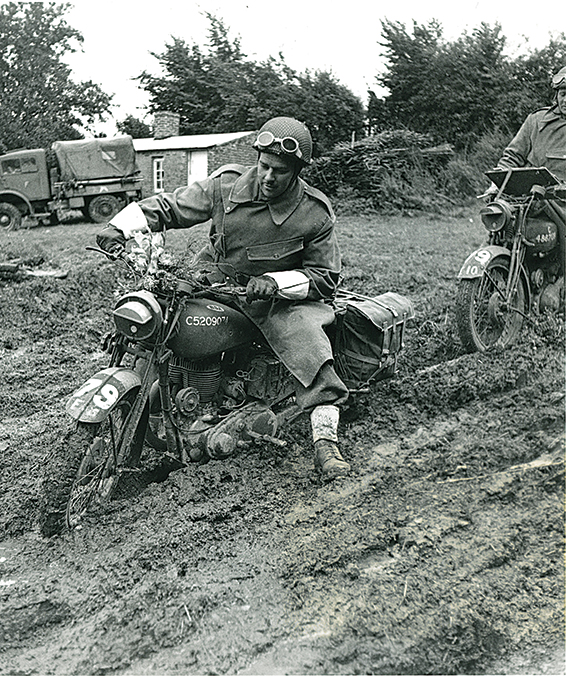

{"left": 0, "top": 202, "right": 22, "bottom": 231}
{"left": 87, "top": 195, "right": 124, "bottom": 223}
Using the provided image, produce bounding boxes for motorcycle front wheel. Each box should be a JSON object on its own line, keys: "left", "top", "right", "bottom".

{"left": 38, "top": 393, "right": 147, "bottom": 537}
{"left": 455, "top": 257, "right": 528, "bottom": 352}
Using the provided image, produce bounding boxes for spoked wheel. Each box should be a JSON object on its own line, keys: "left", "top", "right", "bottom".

{"left": 456, "top": 257, "right": 528, "bottom": 352}
{"left": 144, "top": 381, "right": 167, "bottom": 452}
{"left": 38, "top": 393, "right": 146, "bottom": 536}
{"left": 65, "top": 425, "right": 122, "bottom": 529}
{"left": 66, "top": 394, "right": 147, "bottom": 529}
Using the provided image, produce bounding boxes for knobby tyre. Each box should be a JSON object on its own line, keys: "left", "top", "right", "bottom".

{"left": 38, "top": 393, "right": 146, "bottom": 536}
{"left": 455, "top": 257, "right": 527, "bottom": 352}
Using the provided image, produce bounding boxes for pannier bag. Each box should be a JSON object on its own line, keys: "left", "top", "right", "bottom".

{"left": 333, "top": 291, "right": 415, "bottom": 391}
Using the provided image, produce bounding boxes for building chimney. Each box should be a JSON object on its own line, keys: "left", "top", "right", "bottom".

{"left": 153, "top": 111, "right": 180, "bottom": 139}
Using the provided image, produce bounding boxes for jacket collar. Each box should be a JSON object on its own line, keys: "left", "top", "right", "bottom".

{"left": 228, "top": 166, "right": 304, "bottom": 225}
{"left": 539, "top": 105, "right": 565, "bottom": 128}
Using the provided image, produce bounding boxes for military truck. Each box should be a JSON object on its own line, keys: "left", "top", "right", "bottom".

{"left": 0, "top": 136, "right": 143, "bottom": 230}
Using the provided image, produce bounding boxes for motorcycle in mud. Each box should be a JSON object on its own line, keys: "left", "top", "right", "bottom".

{"left": 38, "top": 244, "right": 414, "bottom": 536}
{"left": 455, "top": 167, "right": 566, "bottom": 352}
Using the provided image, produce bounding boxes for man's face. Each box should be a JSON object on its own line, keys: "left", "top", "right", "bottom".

{"left": 557, "top": 86, "right": 566, "bottom": 116}
{"left": 257, "top": 152, "right": 296, "bottom": 200}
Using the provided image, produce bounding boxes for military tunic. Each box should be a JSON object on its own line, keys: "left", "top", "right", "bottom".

{"left": 135, "top": 164, "right": 342, "bottom": 389}
{"left": 498, "top": 105, "right": 566, "bottom": 181}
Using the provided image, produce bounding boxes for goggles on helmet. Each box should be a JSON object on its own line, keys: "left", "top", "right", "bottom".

{"left": 552, "top": 70, "right": 566, "bottom": 88}
{"left": 255, "top": 131, "right": 303, "bottom": 160}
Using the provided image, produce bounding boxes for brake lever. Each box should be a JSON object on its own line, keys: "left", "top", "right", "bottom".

{"left": 85, "top": 245, "right": 125, "bottom": 261}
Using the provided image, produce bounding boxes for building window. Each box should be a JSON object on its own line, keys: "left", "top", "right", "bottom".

{"left": 153, "top": 157, "right": 164, "bottom": 193}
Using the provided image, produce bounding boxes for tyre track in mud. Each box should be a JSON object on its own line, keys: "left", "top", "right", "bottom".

{"left": 0, "top": 220, "right": 564, "bottom": 675}
{"left": 1, "top": 332, "right": 564, "bottom": 675}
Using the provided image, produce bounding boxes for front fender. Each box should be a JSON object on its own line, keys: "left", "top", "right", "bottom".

{"left": 0, "top": 189, "right": 34, "bottom": 214}
{"left": 457, "top": 245, "right": 511, "bottom": 279}
{"left": 66, "top": 367, "right": 141, "bottom": 423}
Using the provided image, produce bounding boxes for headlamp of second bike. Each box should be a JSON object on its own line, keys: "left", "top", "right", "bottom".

{"left": 113, "top": 290, "right": 163, "bottom": 341}
{"left": 480, "top": 200, "right": 513, "bottom": 232}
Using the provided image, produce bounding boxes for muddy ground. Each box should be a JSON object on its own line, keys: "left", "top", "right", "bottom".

{"left": 0, "top": 213, "right": 564, "bottom": 675}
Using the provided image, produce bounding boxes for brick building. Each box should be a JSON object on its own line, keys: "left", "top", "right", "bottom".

{"left": 132, "top": 112, "right": 257, "bottom": 197}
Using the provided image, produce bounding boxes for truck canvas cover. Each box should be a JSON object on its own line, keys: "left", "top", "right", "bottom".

{"left": 51, "top": 136, "right": 139, "bottom": 181}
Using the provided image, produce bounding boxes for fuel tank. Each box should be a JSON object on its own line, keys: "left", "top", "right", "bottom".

{"left": 525, "top": 218, "right": 558, "bottom": 253}
{"left": 167, "top": 298, "right": 258, "bottom": 359}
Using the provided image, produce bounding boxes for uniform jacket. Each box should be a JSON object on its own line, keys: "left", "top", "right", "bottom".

{"left": 137, "top": 164, "right": 341, "bottom": 387}
{"left": 498, "top": 106, "right": 566, "bottom": 181}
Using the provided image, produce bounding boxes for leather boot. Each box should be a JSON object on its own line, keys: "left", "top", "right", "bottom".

{"left": 314, "top": 439, "right": 350, "bottom": 478}
{"left": 311, "top": 405, "right": 350, "bottom": 478}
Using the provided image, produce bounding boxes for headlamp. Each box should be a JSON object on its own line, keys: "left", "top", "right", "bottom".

{"left": 254, "top": 131, "right": 303, "bottom": 159}
{"left": 113, "top": 290, "right": 163, "bottom": 341}
{"left": 480, "top": 200, "right": 513, "bottom": 232}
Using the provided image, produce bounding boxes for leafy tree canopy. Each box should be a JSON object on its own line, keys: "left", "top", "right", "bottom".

{"left": 116, "top": 114, "right": 152, "bottom": 139}
{"left": 0, "top": 2, "right": 112, "bottom": 152}
{"left": 136, "top": 13, "right": 365, "bottom": 156}
{"left": 372, "top": 19, "right": 566, "bottom": 150}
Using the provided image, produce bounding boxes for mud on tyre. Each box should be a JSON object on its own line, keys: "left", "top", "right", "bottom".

{"left": 38, "top": 393, "right": 146, "bottom": 537}
{"left": 455, "top": 257, "right": 527, "bottom": 352}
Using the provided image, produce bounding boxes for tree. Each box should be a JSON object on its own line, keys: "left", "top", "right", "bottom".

{"left": 117, "top": 115, "right": 152, "bottom": 139}
{"left": 372, "top": 19, "right": 566, "bottom": 149}
{"left": 0, "top": 2, "right": 111, "bottom": 151}
{"left": 136, "top": 14, "right": 365, "bottom": 156}
{"left": 295, "top": 71, "right": 366, "bottom": 154}
{"left": 374, "top": 19, "right": 512, "bottom": 148}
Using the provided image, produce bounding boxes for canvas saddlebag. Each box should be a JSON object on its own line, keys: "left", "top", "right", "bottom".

{"left": 332, "top": 291, "right": 415, "bottom": 391}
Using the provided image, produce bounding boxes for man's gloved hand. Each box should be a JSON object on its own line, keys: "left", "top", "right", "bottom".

{"left": 96, "top": 225, "right": 126, "bottom": 254}
{"left": 246, "top": 275, "right": 278, "bottom": 302}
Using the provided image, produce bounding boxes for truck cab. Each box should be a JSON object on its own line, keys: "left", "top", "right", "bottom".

{"left": 0, "top": 149, "right": 51, "bottom": 202}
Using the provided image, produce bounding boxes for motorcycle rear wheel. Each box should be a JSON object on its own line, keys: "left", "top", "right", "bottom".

{"left": 455, "top": 257, "right": 527, "bottom": 352}
{"left": 38, "top": 393, "right": 146, "bottom": 536}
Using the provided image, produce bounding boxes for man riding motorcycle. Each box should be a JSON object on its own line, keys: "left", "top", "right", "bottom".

{"left": 497, "top": 66, "right": 566, "bottom": 179}
{"left": 96, "top": 116, "right": 351, "bottom": 479}
{"left": 496, "top": 66, "right": 566, "bottom": 293}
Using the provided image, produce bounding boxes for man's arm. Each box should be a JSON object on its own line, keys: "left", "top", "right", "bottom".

{"left": 299, "top": 216, "right": 342, "bottom": 300}
{"left": 497, "top": 114, "right": 536, "bottom": 169}
{"left": 106, "top": 179, "right": 215, "bottom": 241}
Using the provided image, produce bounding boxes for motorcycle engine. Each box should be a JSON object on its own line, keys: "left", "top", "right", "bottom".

{"left": 160, "top": 349, "right": 291, "bottom": 462}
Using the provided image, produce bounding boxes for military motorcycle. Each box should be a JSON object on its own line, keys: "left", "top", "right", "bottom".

{"left": 38, "top": 242, "right": 414, "bottom": 536}
{"left": 455, "top": 167, "right": 565, "bottom": 352}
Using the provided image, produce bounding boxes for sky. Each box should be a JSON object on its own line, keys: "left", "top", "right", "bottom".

{"left": 61, "top": 0, "right": 566, "bottom": 135}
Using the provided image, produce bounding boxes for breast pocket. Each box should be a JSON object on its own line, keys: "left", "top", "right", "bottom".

{"left": 246, "top": 237, "right": 304, "bottom": 262}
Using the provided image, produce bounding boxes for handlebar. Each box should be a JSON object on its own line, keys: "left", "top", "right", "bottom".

{"left": 86, "top": 245, "right": 125, "bottom": 260}
{"left": 86, "top": 245, "right": 281, "bottom": 302}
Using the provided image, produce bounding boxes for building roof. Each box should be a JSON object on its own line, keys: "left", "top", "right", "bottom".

{"left": 133, "top": 131, "right": 255, "bottom": 152}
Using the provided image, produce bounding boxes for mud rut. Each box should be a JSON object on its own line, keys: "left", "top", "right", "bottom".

{"left": 0, "top": 241, "right": 564, "bottom": 675}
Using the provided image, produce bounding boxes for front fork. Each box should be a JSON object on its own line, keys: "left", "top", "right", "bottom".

{"left": 459, "top": 243, "right": 531, "bottom": 317}
{"left": 156, "top": 349, "right": 185, "bottom": 462}
{"left": 66, "top": 344, "right": 184, "bottom": 465}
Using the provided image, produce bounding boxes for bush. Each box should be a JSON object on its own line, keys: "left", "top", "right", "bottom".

{"left": 304, "top": 127, "right": 515, "bottom": 213}
{"left": 304, "top": 129, "right": 474, "bottom": 213}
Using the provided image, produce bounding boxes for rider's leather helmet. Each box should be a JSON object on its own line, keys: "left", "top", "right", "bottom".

{"left": 551, "top": 66, "right": 566, "bottom": 89}
{"left": 253, "top": 117, "right": 313, "bottom": 167}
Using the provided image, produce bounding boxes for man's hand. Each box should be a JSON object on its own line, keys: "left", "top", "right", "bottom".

{"left": 96, "top": 225, "right": 126, "bottom": 254}
{"left": 246, "top": 275, "right": 278, "bottom": 302}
